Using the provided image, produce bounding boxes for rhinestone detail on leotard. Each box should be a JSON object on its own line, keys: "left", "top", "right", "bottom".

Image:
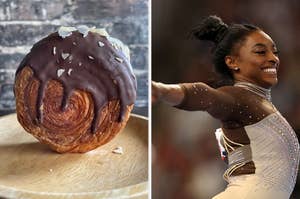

{"left": 244, "top": 111, "right": 300, "bottom": 194}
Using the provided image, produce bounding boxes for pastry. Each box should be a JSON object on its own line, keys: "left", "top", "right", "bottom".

{"left": 14, "top": 26, "right": 137, "bottom": 153}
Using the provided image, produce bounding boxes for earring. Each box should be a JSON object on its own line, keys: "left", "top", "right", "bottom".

{"left": 234, "top": 67, "right": 239, "bottom": 71}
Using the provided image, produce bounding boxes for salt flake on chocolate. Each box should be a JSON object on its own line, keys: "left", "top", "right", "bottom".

{"left": 61, "top": 53, "right": 70, "bottom": 60}
{"left": 67, "top": 68, "right": 73, "bottom": 76}
{"left": 53, "top": 46, "right": 56, "bottom": 55}
{"left": 107, "top": 37, "right": 130, "bottom": 61}
{"left": 90, "top": 28, "right": 109, "bottom": 37}
{"left": 57, "top": 69, "right": 65, "bottom": 77}
{"left": 98, "top": 41, "right": 105, "bottom": 47}
{"left": 115, "top": 57, "right": 123, "bottom": 63}
{"left": 77, "top": 25, "right": 89, "bottom": 37}
{"left": 58, "top": 26, "right": 76, "bottom": 39}
{"left": 40, "top": 104, "right": 44, "bottom": 111}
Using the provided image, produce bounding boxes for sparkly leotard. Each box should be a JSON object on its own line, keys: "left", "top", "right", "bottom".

{"left": 216, "top": 111, "right": 300, "bottom": 197}
{"left": 175, "top": 82, "right": 300, "bottom": 198}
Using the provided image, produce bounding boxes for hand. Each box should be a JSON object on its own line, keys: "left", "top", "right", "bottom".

{"left": 152, "top": 81, "right": 184, "bottom": 106}
{"left": 152, "top": 81, "right": 164, "bottom": 104}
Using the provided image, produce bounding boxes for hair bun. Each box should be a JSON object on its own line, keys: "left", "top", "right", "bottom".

{"left": 191, "top": 15, "right": 228, "bottom": 44}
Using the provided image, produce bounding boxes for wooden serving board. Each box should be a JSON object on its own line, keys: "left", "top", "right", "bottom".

{"left": 0, "top": 114, "right": 148, "bottom": 199}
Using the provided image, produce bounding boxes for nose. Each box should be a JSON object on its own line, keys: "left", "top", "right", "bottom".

{"left": 268, "top": 52, "right": 280, "bottom": 66}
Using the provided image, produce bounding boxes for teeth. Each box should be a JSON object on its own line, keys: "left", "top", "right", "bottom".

{"left": 263, "top": 68, "right": 276, "bottom": 73}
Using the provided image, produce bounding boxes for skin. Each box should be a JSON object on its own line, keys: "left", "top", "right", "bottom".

{"left": 152, "top": 29, "right": 280, "bottom": 146}
{"left": 225, "top": 30, "right": 280, "bottom": 88}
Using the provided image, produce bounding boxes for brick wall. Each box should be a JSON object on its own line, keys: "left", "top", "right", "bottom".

{"left": 0, "top": 0, "right": 148, "bottom": 116}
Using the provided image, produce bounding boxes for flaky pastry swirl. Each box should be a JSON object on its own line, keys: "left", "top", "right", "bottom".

{"left": 14, "top": 27, "right": 136, "bottom": 153}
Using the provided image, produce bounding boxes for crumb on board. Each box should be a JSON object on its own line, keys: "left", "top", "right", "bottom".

{"left": 112, "top": 146, "right": 123, "bottom": 154}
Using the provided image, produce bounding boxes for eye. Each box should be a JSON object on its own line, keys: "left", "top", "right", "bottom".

{"left": 273, "top": 50, "right": 280, "bottom": 55}
{"left": 254, "top": 51, "right": 266, "bottom": 55}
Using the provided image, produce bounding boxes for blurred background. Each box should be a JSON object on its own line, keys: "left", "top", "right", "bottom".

{"left": 152, "top": 0, "right": 300, "bottom": 198}
{"left": 0, "top": 0, "right": 148, "bottom": 117}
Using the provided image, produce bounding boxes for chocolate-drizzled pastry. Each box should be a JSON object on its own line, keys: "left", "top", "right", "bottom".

{"left": 14, "top": 26, "right": 137, "bottom": 153}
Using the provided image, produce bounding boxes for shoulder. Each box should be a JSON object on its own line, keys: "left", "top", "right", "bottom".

{"left": 217, "top": 85, "right": 252, "bottom": 102}
{"left": 217, "top": 85, "right": 242, "bottom": 94}
{"left": 215, "top": 86, "right": 239, "bottom": 101}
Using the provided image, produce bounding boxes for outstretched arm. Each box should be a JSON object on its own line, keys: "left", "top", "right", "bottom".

{"left": 152, "top": 81, "right": 184, "bottom": 106}
{"left": 152, "top": 81, "right": 236, "bottom": 121}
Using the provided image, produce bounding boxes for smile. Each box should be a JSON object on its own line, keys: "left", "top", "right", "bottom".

{"left": 262, "top": 68, "right": 277, "bottom": 74}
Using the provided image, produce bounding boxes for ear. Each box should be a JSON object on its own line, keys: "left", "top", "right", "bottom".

{"left": 225, "top": 55, "right": 238, "bottom": 70}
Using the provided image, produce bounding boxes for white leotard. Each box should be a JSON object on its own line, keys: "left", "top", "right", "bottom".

{"left": 215, "top": 111, "right": 300, "bottom": 198}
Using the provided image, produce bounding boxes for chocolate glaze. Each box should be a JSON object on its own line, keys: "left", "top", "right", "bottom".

{"left": 16, "top": 30, "right": 137, "bottom": 132}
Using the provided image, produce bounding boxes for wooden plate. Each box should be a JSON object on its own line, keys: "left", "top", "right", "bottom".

{"left": 0, "top": 114, "right": 148, "bottom": 199}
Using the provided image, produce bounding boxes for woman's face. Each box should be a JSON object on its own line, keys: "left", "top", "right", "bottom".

{"left": 231, "top": 30, "right": 280, "bottom": 88}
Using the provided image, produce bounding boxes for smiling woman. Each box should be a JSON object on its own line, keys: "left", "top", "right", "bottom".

{"left": 152, "top": 15, "right": 300, "bottom": 199}
{"left": 229, "top": 30, "right": 280, "bottom": 88}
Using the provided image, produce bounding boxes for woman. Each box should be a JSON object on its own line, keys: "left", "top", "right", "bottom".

{"left": 152, "top": 16, "right": 300, "bottom": 199}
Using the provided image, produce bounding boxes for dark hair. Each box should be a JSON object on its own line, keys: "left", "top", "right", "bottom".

{"left": 191, "top": 15, "right": 259, "bottom": 81}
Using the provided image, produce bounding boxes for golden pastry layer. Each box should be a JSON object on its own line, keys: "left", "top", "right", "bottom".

{"left": 14, "top": 26, "right": 136, "bottom": 153}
